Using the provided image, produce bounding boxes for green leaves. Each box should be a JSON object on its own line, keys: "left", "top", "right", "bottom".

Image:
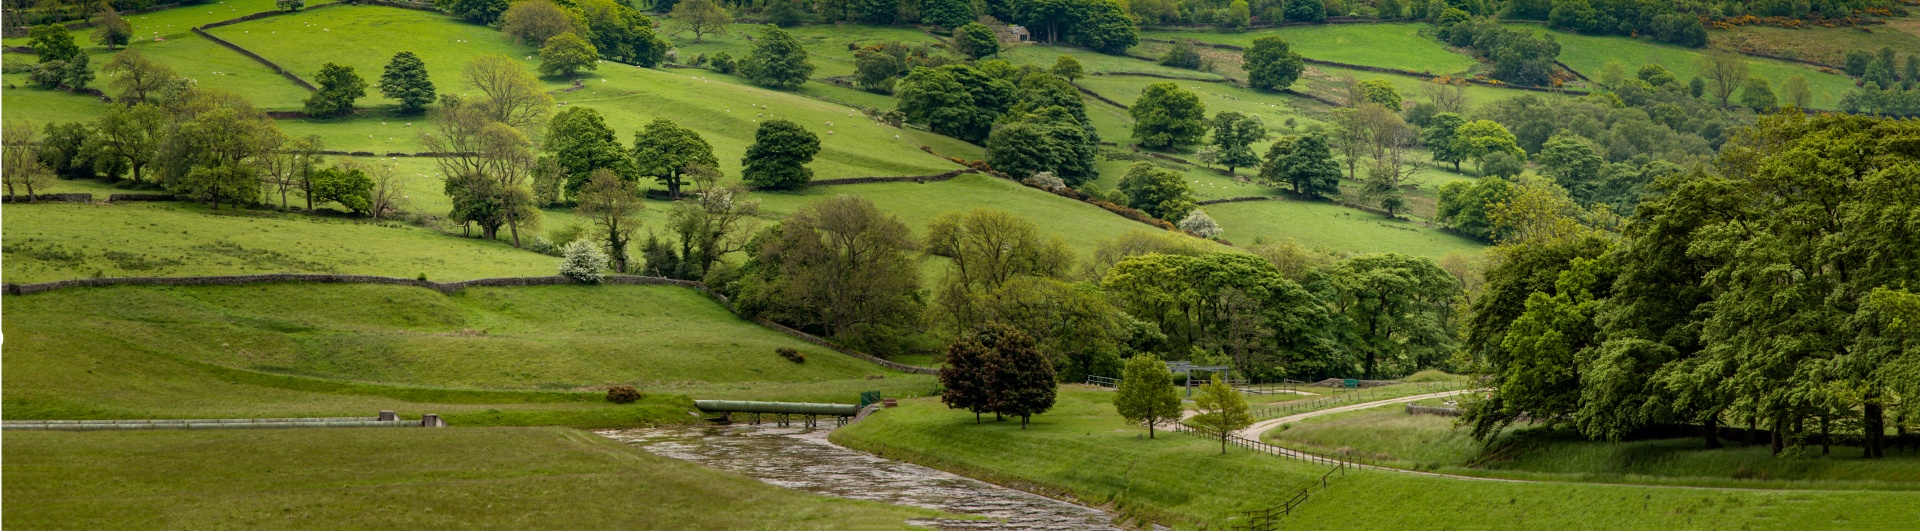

{"left": 741, "top": 24, "right": 814, "bottom": 89}
{"left": 1115, "top": 352, "right": 1181, "bottom": 438}
{"left": 740, "top": 119, "right": 820, "bottom": 189}
{"left": 1130, "top": 82, "right": 1207, "bottom": 150}
{"left": 379, "top": 51, "right": 436, "bottom": 114}
{"left": 304, "top": 63, "right": 367, "bottom": 118}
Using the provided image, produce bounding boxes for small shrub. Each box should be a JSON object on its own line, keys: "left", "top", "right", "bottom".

{"left": 710, "top": 52, "right": 736, "bottom": 74}
{"left": 1177, "top": 209, "right": 1223, "bottom": 238}
{"left": 559, "top": 239, "right": 608, "bottom": 283}
{"left": 777, "top": 347, "right": 806, "bottom": 363}
{"left": 526, "top": 235, "right": 560, "bottom": 256}
{"left": 606, "top": 385, "right": 642, "bottom": 404}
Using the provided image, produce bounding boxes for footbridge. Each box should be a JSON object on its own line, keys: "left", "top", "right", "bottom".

{"left": 694, "top": 400, "right": 867, "bottom": 428}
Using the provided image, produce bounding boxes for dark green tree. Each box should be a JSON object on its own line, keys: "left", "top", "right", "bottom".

{"left": 980, "top": 322, "right": 1057, "bottom": 428}
{"left": 28, "top": 24, "right": 80, "bottom": 64}
{"left": 1208, "top": 111, "right": 1264, "bottom": 175}
{"left": 539, "top": 32, "right": 600, "bottom": 78}
{"left": 955, "top": 22, "right": 1000, "bottom": 59}
{"left": 1283, "top": 0, "right": 1325, "bottom": 22}
{"left": 1421, "top": 111, "right": 1468, "bottom": 171}
{"left": 1159, "top": 40, "right": 1202, "bottom": 69}
{"left": 1259, "top": 133, "right": 1340, "bottom": 199}
{"left": 895, "top": 64, "right": 1015, "bottom": 143}
{"left": 92, "top": 7, "right": 132, "bottom": 50}
{"left": 311, "top": 163, "right": 375, "bottom": 214}
{"left": 630, "top": 117, "right": 717, "bottom": 199}
{"left": 741, "top": 24, "right": 814, "bottom": 89}
{"left": 379, "top": 51, "right": 436, "bottom": 114}
{"left": 941, "top": 328, "right": 996, "bottom": 423}
{"left": 304, "top": 63, "right": 367, "bottom": 118}
{"left": 1535, "top": 133, "right": 1604, "bottom": 202}
{"left": 986, "top": 107, "right": 1096, "bottom": 185}
{"left": 1244, "top": 35, "right": 1305, "bottom": 92}
{"left": 921, "top": 0, "right": 974, "bottom": 27}
{"left": 1326, "top": 253, "right": 1460, "bottom": 378}
{"left": 1069, "top": 0, "right": 1138, "bottom": 54}
{"left": 1117, "top": 161, "right": 1196, "bottom": 221}
{"left": 437, "top": 0, "right": 509, "bottom": 24}
{"left": 544, "top": 106, "right": 638, "bottom": 197}
{"left": 1130, "top": 82, "right": 1206, "bottom": 150}
{"left": 741, "top": 119, "right": 820, "bottom": 189}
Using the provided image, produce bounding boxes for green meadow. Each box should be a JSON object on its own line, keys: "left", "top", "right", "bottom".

{"left": 4, "top": 427, "right": 941, "bottom": 529}
{"left": 1521, "top": 25, "right": 1856, "bottom": 108}
{"left": 1144, "top": 23, "right": 1480, "bottom": 75}
{"left": 836, "top": 388, "right": 1920, "bottom": 528}
{"left": 2, "top": 283, "right": 936, "bottom": 421}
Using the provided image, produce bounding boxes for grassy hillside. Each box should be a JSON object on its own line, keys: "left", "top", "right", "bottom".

{"left": 2, "top": 283, "right": 936, "bottom": 422}
{"left": 754, "top": 172, "right": 1225, "bottom": 258}
{"left": 834, "top": 389, "right": 1920, "bottom": 528}
{"left": 4, "top": 427, "right": 940, "bottom": 529}
{"left": 1144, "top": 23, "right": 1479, "bottom": 75}
{"left": 1203, "top": 198, "right": 1484, "bottom": 259}
{"left": 1523, "top": 25, "right": 1855, "bottom": 108}
{"left": 1, "top": 202, "right": 557, "bottom": 283}
{"left": 1270, "top": 405, "right": 1920, "bottom": 490}
{"left": 1716, "top": 23, "right": 1920, "bottom": 68}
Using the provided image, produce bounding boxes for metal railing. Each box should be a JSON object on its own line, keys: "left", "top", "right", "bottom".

{"left": 1085, "top": 375, "right": 1121, "bottom": 388}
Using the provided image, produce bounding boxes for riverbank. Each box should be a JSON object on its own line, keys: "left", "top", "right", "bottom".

{"left": 832, "top": 388, "right": 1920, "bottom": 529}
{"left": 2, "top": 427, "right": 941, "bottom": 529}
{"left": 601, "top": 424, "right": 1115, "bottom": 529}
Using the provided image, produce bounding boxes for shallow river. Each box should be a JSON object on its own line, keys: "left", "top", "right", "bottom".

{"left": 599, "top": 424, "right": 1119, "bottom": 530}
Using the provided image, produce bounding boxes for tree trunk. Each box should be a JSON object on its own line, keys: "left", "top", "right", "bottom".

{"left": 1704, "top": 414, "right": 1722, "bottom": 449}
{"left": 1148, "top": 417, "right": 1156, "bottom": 439}
{"left": 1821, "top": 414, "right": 1831, "bottom": 455}
{"left": 1865, "top": 400, "right": 1886, "bottom": 459}
{"left": 1770, "top": 416, "right": 1784, "bottom": 455}
{"left": 507, "top": 210, "right": 522, "bottom": 248}
{"left": 1745, "top": 417, "right": 1756, "bottom": 445}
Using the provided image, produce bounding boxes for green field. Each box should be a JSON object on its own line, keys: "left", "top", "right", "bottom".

{"left": 1270, "top": 404, "right": 1920, "bottom": 490}
{"left": 835, "top": 388, "right": 1920, "bottom": 528}
{"left": 1523, "top": 25, "right": 1855, "bottom": 108}
{"left": 1144, "top": 23, "right": 1479, "bottom": 75}
{"left": 1205, "top": 198, "right": 1485, "bottom": 259}
{"left": 753, "top": 173, "right": 1227, "bottom": 259}
{"left": 1, "top": 201, "right": 557, "bottom": 283}
{"left": 1716, "top": 23, "right": 1920, "bottom": 68}
{"left": 1, "top": 282, "right": 935, "bottom": 421}
{"left": 3, "top": 427, "right": 939, "bottom": 529}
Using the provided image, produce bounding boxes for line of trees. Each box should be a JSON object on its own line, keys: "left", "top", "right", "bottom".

{"left": 1458, "top": 111, "right": 1918, "bottom": 458}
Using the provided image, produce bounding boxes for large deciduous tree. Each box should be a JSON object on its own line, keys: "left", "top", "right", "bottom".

{"left": 1115, "top": 352, "right": 1181, "bottom": 438}
{"left": 1208, "top": 111, "right": 1265, "bottom": 175}
{"left": 1244, "top": 35, "right": 1304, "bottom": 92}
{"left": 304, "top": 63, "right": 366, "bottom": 118}
{"left": 741, "top": 119, "right": 820, "bottom": 189}
{"left": 1130, "top": 82, "right": 1206, "bottom": 150}
{"left": 544, "top": 106, "right": 637, "bottom": 197}
{"left": 502, "top": 0, "right": 581, "bottom": 46}
{"left": 736, "top": 195, "right": 922, "bottom": 351}
{"left": 575, "top": 168, "right": 645, "bottom": 272}
{"left": 669, "top": 0, "right": 732, "bottom": 43}
{"left": 1259, "top": 133, "right": 1340, "bottom": 199}
{"left": 539, "top": 32, "right": 600, "bottom": 78}
{"left": 630, "top": 118, "right": 717, "bottom": 199}
{"left": 1117, "top": 161, "right": 1196, "bottom": 221}
{"left": 741, "top": 24, "right": 814, "bottom": 89}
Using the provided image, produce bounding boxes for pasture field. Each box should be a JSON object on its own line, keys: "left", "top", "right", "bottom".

{"left": 836, "top": 388, "right": 1920, "bottom": 528}
{"left": 1144, "top": 23, "right": 1480, "bottom": 75}
{"left": 2, "top": 427, "right": 941, "bottom": 529}
{"left": 754, "top": 172, "right": 1226, "bottom": 258}
{"left": 1001, "top": 43, "right": 1231, "bottom": 80}
{"left": 1204, "top": 198, "right": 1485, "bottom": 259}
{"left": 1, "top": 283, "right": 937, "bottom": 422}
{"left": 1522, "top": 25, "right": 1855, "bottom": 108}
{"left": 207, "top": 5, "right": 520, "bottom": 109}
{"left": 1716, "top": 23, "right": 1920, "bottom": 68}
{"left": 0, "top": 201, "right": 556, "bottom": 283}
{"left": 663, "top": 21, "right": 943, "bottom": 80}
{"left": 1267, "top": 404, "right": 1920, "bottom": 490}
